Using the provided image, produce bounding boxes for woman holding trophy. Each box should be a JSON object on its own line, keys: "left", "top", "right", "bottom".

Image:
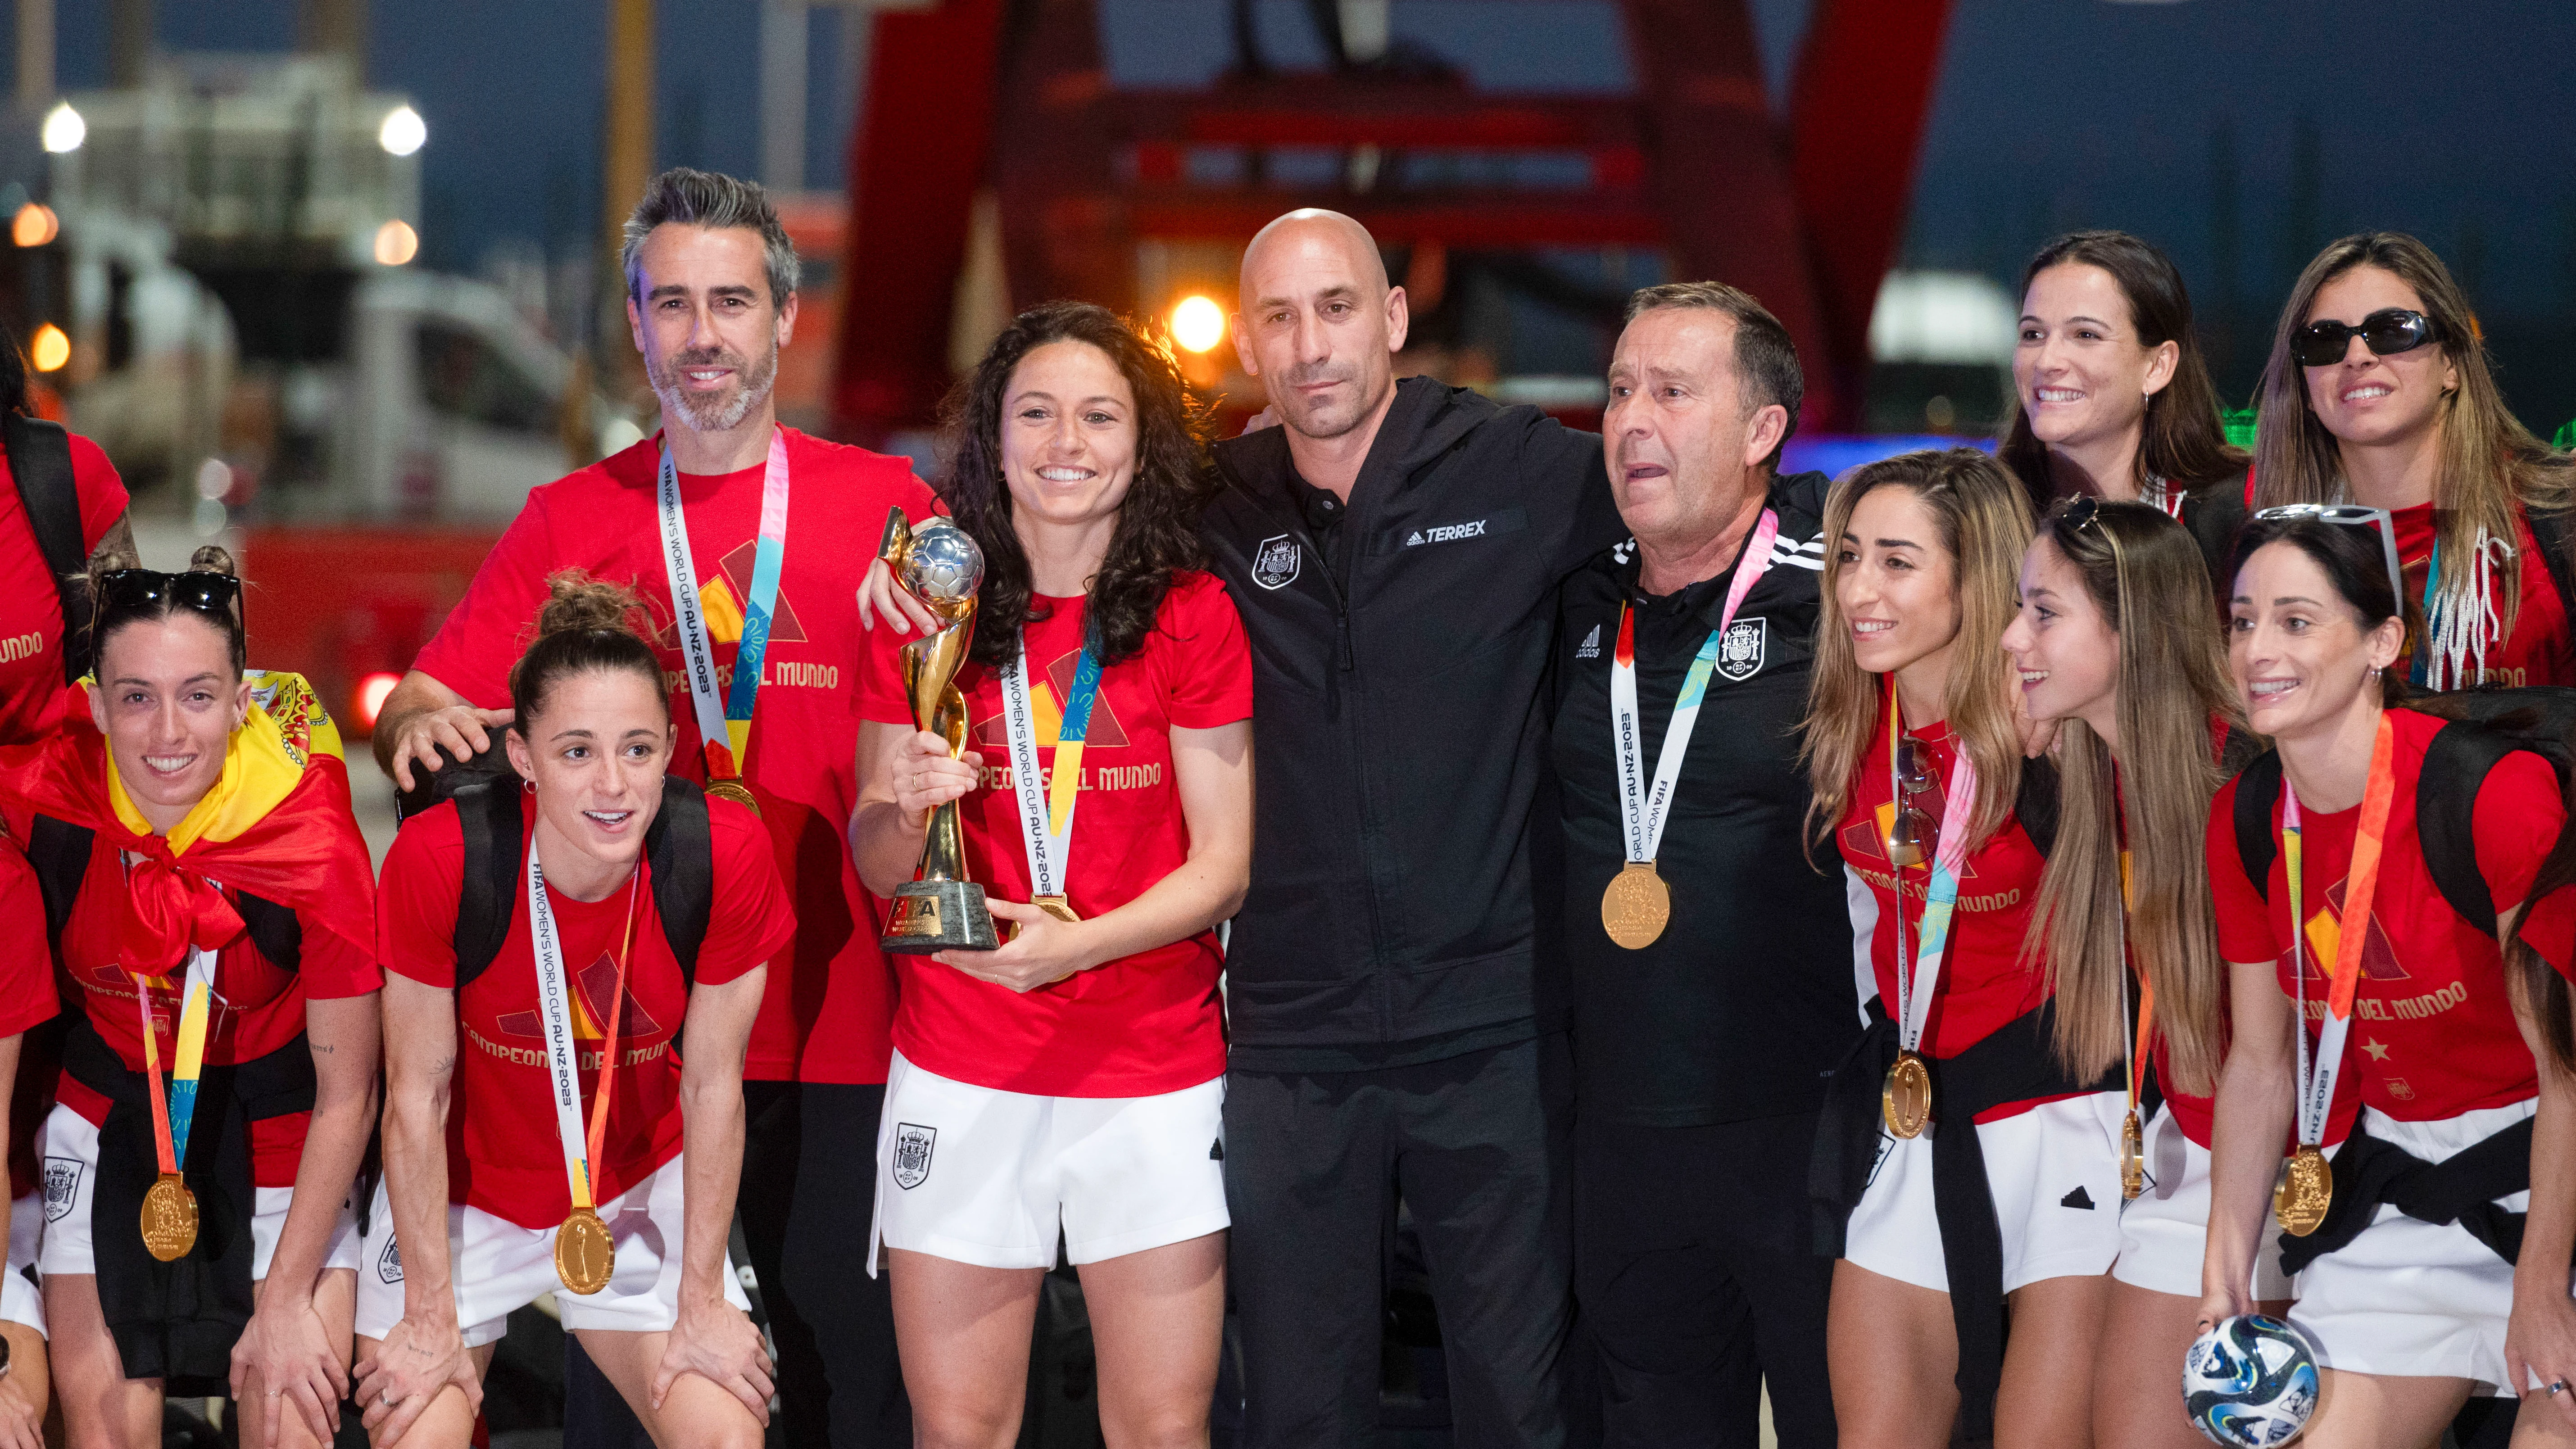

{"left": 851, "top": 300, "right": 1252, "bottom": 1448}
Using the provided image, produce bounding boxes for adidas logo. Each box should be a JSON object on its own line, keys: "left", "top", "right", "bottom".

{"left": 2060, "top": 1186, "right": 2096, "bottom": 1211}
{"left": 1406, "top": 530, "right": 1423, "bottom": 546}
{"left": 1576, "top": 624, "right": 1602, "bottom": 659}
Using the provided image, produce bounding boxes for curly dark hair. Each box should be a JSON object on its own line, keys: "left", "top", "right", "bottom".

{"left": 938, "top": 301, "right": 1219, "bottom": 669}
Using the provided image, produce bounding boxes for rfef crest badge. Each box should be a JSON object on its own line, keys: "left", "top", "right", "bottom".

{"left": 377, "top": 1237, "right": 404, "bottom": 1285}
{"left": 1251, "top": 535, "right": 1301, "bottom": 591}
{"left": 892, "top": 1123, "right": 937, "bottom": 1190}
{"left": 1714, "top": 617, "right": 1766, "bottom": 683}
{"left": 42, "top": 1158, "right": 78, "bottom": 1223}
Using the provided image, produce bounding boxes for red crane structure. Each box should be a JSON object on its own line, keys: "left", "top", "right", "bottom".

{"left": 830, "top": 0, "right": 1954, "bottom": 444}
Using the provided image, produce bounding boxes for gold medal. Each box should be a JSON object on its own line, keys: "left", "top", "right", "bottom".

{"left": 706, "top": 777, "right": 760, "bottom": 815}
{"left": 2120, "top": 1109, "right": 2145, "bottom": 1201}
{"left": 141, "top": 1172, "right": 198, "bottom": 1262}
{"left": 1033, "top": 895, "right": 1079, "bottom": 924}
{"left": 2274, "top": 1145, "right": 2331, "bottom": 1236}
{"left": 1601, "top": 862, "right": 1671, "bottom": 950}
{"left": 1882, "top": 1050, "right": 1932, "bottom": 1138}
{"left": 554, "top": 1206, "right": 616, "bottom": 1295}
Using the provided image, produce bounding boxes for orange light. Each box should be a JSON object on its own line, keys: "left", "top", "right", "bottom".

{"left": 1170, "top": 295, "right": 1225, "bottom": 353}
{"left": 351, "top": 672, "right": 402, "bottom": 734}
{"left": 10, "top": 204, "right": 56, "bottom": 249}
{"left": 373, "top": 219, "right": 419, "bottom": 267}
{"left": 29, "top": 325, "right": 68, "bottom": 373}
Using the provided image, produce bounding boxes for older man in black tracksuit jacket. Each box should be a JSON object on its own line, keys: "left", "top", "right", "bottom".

{"left": 1202, "top": 209, "right": 1623, "bottom": 1448}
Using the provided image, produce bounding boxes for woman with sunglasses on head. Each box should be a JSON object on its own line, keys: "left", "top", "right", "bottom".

{"left": 1999, "top": 498, "right": 2269, "bottom": 1448}
{"left": 358, "top": 575, "right": 782, "bottom": 1449}
{"left": 2253, "top": 231, "right": 2576, "bottom": 692}
{"left": 2199, "top": 509, "right": 2576, "bottom": 1445}
{"left": 0, "top": 545, "right": 381, "bottom": 1449}
{"left": 2000, "top": 231, "right": 2250, "bottom": 587}
{"left": 849, "top": 302, "right": 1250, "bottom": 1449}
{"left": 1807, "top": 448, "right": 2127, "bottom": 1449}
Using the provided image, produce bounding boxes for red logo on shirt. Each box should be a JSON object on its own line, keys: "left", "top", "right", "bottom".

{"left": 2287, "top": 879, "right": 2410, "bottom": 983}
{"left": 1836, "top": 769, "right": 1978, "bottom": 880}
{"left": 715, "top": 539, "right": 807, "bottom": 644}
{"left": 971, "top": 649, "right": 1130, "bottom": 749}
{"left": 496, "top": 952, "right": 665, "bottom": 1040}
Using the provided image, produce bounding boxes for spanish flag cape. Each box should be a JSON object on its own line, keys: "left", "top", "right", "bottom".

{"left": 0, "top": 671, "right": 375, "bottom": 973}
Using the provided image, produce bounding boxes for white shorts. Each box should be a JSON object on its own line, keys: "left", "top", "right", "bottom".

{"left": 4, "top": 1193, "right": 40, "bottom": 1335}
{"left": 872, "top": 1050, "right": 1229, "bottom": 1273}
{"left": 2290, "top": 1100, "right": 2541, "bottom": 1395}
{"left": 2113, "top": 1102, "right": 2296, "bottom": 1300}
{"left": 1844, "top": 1090, "right": 2126, "bottom": 1295}
{"left": 36, "top": 1105, "right": 360, "bottom": 1282}
{"left": 354, "top": 1153, "right": 751, "bottom": 1349}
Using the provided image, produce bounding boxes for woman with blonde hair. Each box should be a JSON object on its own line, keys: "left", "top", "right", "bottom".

{"left": 2251, "top": 231, "right": 2576, "bottom": 691}
{"left": 1807, "top": 448, "right": 2124, "bottom": 1448}
{"left": 1998, "top": 498, "right": 2270, "bottom": 1448}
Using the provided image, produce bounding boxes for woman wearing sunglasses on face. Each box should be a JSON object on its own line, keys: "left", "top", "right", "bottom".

{"left": 1999, "top": 231, "right": 2249, "bottom": 588}
{"left": 0, "top": 546, "right": 381, "bottom": 1449}
{"left": 1998, "top": 498, "right": 2271, "bottom": 1449}
{"left": 2253, "top": 232, "right": 2576, "bottom": 692}
{"left": 2199, "top": 510, "right": 2576, "bottom": 1446}
{"left": 1807, "top": 449, "right": 2127, "bottom": 1449}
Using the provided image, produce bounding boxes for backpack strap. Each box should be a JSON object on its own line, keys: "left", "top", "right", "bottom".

{"left": 450, "top": 781, "right": 525, "bottom": 991}
{"left": 2232, "top": 751, "right": 2285, "bottom": 903}
{"left": 2013, "top": 755, "right": 2060, "bottom": 860}
{"left": 233, "top": 892, "right": 303, "bottom": 971}
{"left": 2417, "top": 719, "right": 2526, "bottom": 938}
{"left": 3, "top": 414, "right": 88, "bottom": 685}
{"left": 644, "top": 778, "right": 713, "bottom": 989}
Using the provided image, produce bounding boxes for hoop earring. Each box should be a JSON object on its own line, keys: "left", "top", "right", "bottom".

{"left": 524, "top": 777, "right": 537, "bottom": 795}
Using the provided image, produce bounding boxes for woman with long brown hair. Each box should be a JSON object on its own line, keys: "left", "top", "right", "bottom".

{"left": 850, "top": 301, "right": 1252, "bottom": 1447}
{"left": 1998, "top": 231, "right": 2249, "bottom": 584}
{"left": 1807, "top": 448, "right": 2124, "bottom": 1448}
{"left": 2252, "top": 231, "right": 2576, "bottom": 691}
{"left": 1998, "top": 498, "right": 2270, "bottom": 1448}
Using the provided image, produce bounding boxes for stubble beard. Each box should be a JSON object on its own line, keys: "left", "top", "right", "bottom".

{"left": 649, "top": 337, "right": 781, "bottom": 435}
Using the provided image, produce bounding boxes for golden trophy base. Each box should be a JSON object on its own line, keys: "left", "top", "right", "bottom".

{"left": 881, "top": 878, "right": 1002, "bottom": 954}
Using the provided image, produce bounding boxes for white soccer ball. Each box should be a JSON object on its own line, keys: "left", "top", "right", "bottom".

{"left": 901, "top": 518, "right": 984, "bottom": 605}
{"left": 2183, "top": 1314, "right": 2318, "bottom": 1447}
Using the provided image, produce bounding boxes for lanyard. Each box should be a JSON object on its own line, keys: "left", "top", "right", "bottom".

{"left": 1887, "top": 686, "right": 1976, "bottom": 1057}
{"left": 2286, "top": 714, "right": 2396, "bottom": 1150}
{"left": 999, "top": 634, "right": 1104, "bottom": 911}
{"left": 2118, "top": 850, "right": 2154, "bottom": 1114}
{"left": 1608, "top": 509, "right": 1779, "bottom": 866}
{"left": 135, "top": 946, "right": 217, "bottom": 1178}
{"left": 657, "top": 430, "right": 792, "bottom": 783}
{"left": 526, "top": 842, "right": 643, "bottom": 1214}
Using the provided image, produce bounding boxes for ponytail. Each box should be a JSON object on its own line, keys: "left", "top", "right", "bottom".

{"left": 506, "top": 571, "right": 667, "bottom": 728}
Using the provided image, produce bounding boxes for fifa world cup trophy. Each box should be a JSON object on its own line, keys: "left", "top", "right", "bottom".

{"left": 875, "top": 508, "right": 1002, "bottom": 952}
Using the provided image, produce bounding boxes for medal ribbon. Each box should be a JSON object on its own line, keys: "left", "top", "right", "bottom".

{"left": 526, "top": 842, "right": 643, "bottom": 1213}
{"left": 134, "top": 946, "right": 217, "bottom": 1177}
{"left": 1607, "top": 509, "right": 1780, "bottom": 865}
{"left": 2118, "top": 850, "right": 2153, "bottom": 1118}
{"left": 2286, "top": 714, "right": 2396, "bottom": 1150}
{"left": 657, "top": 430, "right": 792, "bottom": 785}
{"left": 1887, "top": 685, "right": 1977, "bottom": 1057}
{"left": 1001, "top": 634, "right": 1104, "bottom": 902}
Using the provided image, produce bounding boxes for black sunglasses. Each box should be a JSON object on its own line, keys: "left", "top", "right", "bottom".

{"left": 93, "top": 568, "right": 244, "bottom": 631}
{"left": 2290, "top": 308, "right": 2441, "bottom": 369}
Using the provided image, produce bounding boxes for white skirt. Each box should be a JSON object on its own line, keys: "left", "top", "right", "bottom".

{"left": 2113, "top": 1102, "right": 2296, "bottom": 1301}
{"left": 1844, "top": 1089, "right": 2127, "bottom": 1295}
{"left": 2290, "top": 1100, "right": 2538, "bottom": 1395}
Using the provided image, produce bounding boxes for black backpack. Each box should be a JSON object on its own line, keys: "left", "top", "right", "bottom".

{"left": 444, "top": 776, "right": 715, "bottom": 991}
{"left": 5, "top": 413, "right": 89, "bottom": 685}
{"left": 2228, "top": 688, "right": 2576, "bottom": 937}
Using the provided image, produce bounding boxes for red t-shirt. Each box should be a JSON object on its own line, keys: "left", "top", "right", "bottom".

{"left": 409, "top": 427, "right": 935, "bottom": 1085}
{"left": 1834, "top": 713, "right": 2050, "bottom": 1067}
{"left": 6, "top": 803, "right": 384, "bottom": 1189}
{"left": 0, "top": 432, "right": 127, "bottom": 743}
{"left": 2207, "top": 707, "right": 2560, "bottom": 1128}
{"left": 2392, "top": 502, "right": 2575, "bottom": 689}
{"left": 856, "top": 573, "right": 1250, "bottom": 1096}
{"left": 376, "top": 797, "right": 794, "bottom": 1229}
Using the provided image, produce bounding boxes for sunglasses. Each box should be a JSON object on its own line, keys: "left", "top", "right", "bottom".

{"left": 2290, "top": 308, "right": 2440, "bottom": 369}
{"left": 1887, "top": 738, "right": 1937, "bottom": 869}
{"left": 2249, "top": 504, "right": 2404, "bottom": 611}
{"left": 93, "top": 569, "right": 244, "bottom": 631}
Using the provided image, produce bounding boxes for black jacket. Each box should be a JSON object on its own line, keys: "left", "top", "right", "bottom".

{"left": 1203, "top": 376, "right": 1623, "bottom": 1065}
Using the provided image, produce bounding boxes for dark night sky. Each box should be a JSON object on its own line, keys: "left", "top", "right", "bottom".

{"left": 23, "top": 0, "right": 2576, "bottom": 415}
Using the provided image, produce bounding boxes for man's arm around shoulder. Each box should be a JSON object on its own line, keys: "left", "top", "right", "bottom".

{"left": 374, "top": 672, "right": 512, "bottom": 792}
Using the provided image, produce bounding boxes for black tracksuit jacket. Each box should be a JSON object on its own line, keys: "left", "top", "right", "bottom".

{"left": 1202, "top": 376, "right": 1624, "bottom": 1068}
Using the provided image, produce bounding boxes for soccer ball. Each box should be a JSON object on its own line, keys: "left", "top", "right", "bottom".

{"left": 2183, "top": 1315, "right": 2319, "bottom": 1447}
{"left": 900, "top": 518, "right": 985, "bottom": 605}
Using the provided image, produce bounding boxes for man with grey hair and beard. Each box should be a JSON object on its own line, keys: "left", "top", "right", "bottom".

{"left": 372, "top": 168, "right": 937, "bottom": 1447}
